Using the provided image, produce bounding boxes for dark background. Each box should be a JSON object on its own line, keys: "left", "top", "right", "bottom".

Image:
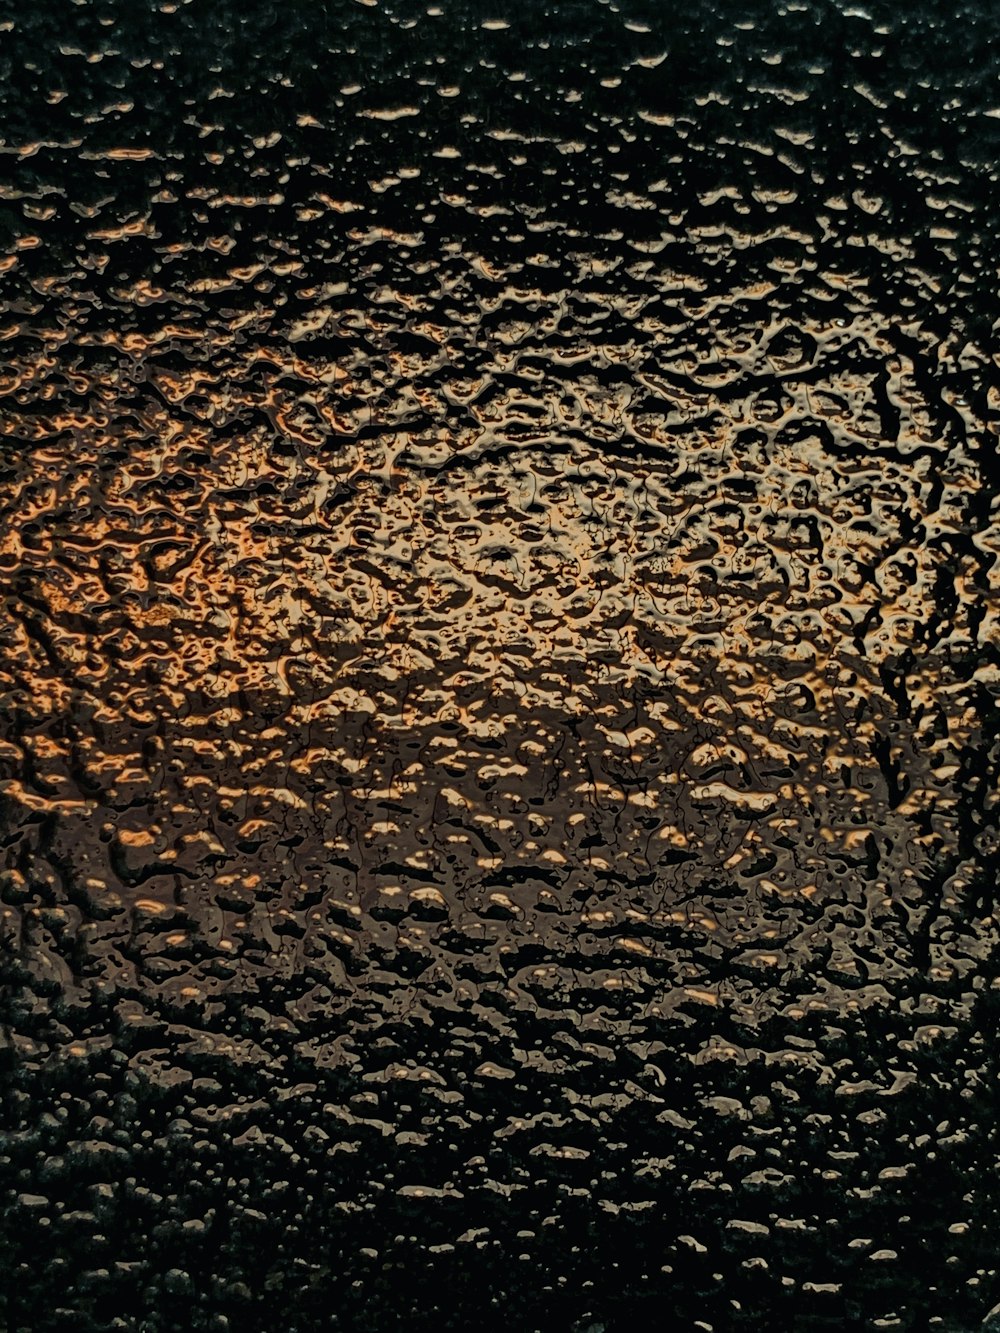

{"left": 2, "top": 1, "right": 1000, "bottom": 1329}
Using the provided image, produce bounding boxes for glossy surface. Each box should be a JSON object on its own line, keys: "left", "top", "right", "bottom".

{"left": 2, "top": 1, "right": 1000, "bottom": 1329}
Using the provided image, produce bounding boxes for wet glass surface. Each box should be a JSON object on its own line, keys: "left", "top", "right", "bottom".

{"left": 2, "top": 1, "right": 1000, "bottom": 1329}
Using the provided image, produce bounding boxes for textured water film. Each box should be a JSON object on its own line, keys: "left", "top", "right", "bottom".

{"left": 2, "top": 0, "right": 1000, "bottom": 1329}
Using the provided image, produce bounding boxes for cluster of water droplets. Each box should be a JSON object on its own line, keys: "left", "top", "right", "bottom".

{"left": 2, "top": 1, "right": 1000, "bottom": 1329}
